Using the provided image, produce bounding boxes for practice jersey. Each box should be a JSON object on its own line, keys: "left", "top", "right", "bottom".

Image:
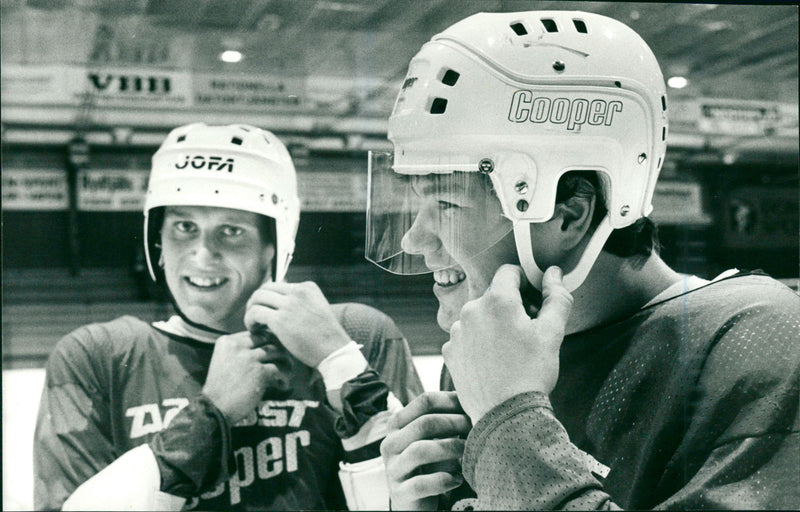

{"left": 451, "top": 272, "right": 800, "bottom": 509}
{"left": 34, "top": 302, "right": 423, "bottom": 510}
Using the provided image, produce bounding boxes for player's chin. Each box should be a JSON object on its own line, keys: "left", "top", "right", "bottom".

{"left": 436, "top": 309, "right": 457, "bottom": 333}
{"left": 179, "top": 301, "right": 234, "bottom": 329}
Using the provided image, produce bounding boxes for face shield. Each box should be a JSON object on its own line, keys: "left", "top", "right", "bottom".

{"left": 366, "top": 151, "right": 513, "bottom": 275}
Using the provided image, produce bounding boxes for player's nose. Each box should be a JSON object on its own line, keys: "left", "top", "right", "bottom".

{"left": 401, "top": 211, "right": 441, "bottom": 257}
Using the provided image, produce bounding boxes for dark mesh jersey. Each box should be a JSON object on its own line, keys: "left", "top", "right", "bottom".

{"left": 454, "top": 272, "right": 800, "bottom": 509}
{"left": 34, "top": 302, "right": 423, "bottom": 510}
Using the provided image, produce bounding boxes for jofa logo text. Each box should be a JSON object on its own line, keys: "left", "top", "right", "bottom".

{"left": 175, "top": 155, "right": 234, "bottom": 172}
{"left": 508, "top": 91, "right": 623, "bottom": 130}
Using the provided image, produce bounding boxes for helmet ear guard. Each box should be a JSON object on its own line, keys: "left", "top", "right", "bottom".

{"left": 143, "top": 123, "right": 300, "bottom": 284}
{"left": 380, "top": 10, "right": 668, "bottom": 291}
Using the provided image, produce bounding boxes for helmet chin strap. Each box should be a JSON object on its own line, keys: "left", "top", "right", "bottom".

{"left": 514, "top": 214, "right": 614, "bottom": 293}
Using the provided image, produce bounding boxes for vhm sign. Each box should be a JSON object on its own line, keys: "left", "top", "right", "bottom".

{"left": 88, "top": 73, "right": 171, "bottom": 94}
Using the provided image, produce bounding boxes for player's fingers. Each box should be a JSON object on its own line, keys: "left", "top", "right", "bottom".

{"left": 243, "top": 303, "right": 277, "bottom": 333}
{"left": 387, "top": 391, "right": 464, "bottom": 430}
{"left": 384, "top": 438, "right": 465, "bottom": 480}
{"left": 246, "top": 286, "right": 289, "bottom": 311}
{"left": 252, "top": 342, "right": 288, "bottom": 362}
{"left": 538, "top": 266, "right": 573, "bottom": 339}
{"left": 256, "top": 362, "right": 281, "bottom": 379}
{"left": 393, "top": 472, "right": 464, "bottom": 502}
{"left": 258, "top": 280, "right": 295, "bottom": 294}
{"left": 382, "top": 413, "right": 471, "bottom": 455}
{"left": 259, "top": 280, "right": 324, "bottom": 302}
{"left": 487, "top": 264, "right": 526, "bottom": 303}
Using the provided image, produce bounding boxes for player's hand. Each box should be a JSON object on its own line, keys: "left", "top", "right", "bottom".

{"left": 381, "top": 392, "right": 471, "bottom": 510}
{"left": 244, "top": 281, "right": 351, "bottom": 368}
{"left": 442, "top": 265, "right": 573, "bottom": 423}
{"left": 202, "top": 331, "right": 285, "bottom": 423}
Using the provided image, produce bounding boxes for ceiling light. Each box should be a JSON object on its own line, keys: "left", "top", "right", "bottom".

{"left": 667, "top": 76, "right": 688, "bottom": 89}
{"left": 220, "top": 50, "right": 243, "bottom": 63}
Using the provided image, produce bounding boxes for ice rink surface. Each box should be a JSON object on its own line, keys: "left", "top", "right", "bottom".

{"left": 2, "top": 355, "right": 443, "bottom": 510}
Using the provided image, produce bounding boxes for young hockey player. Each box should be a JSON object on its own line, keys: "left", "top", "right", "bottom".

{"left": 34, "top": 123, "right": 423, "bottom": 510}
{"left": 369, "top": 11, "right": 800, "bottom": 510}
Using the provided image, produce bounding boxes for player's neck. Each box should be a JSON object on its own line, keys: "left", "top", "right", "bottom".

{"left": 566, "top": 252, "right": 681, "bottom": 334}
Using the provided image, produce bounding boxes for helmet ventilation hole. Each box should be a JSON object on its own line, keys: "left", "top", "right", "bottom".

{"left": 430, "top": 97, "right": 448, "bottom": 114}
{"left": 662, "top": 126, "right": 666, "bottom": 141}
{"left": 231, "top": 136, "right": 243, "bottom": 145}
{"left": 176, "top": 134, "right": 186, "bottom": 142}
{"left": 573, "top": 19, "right": 588, "bottom": 33}
{"left": 661, "top": 95, "right": 667, "bottom": 111}
{"left": 510, "top": 22, "right": 528, "bottom": 36}
{"left": 614, "top": 81, "right": 622, "bottom": 88}
{"left": 441, "top": 69, "right": 460, "bottom": 86}
{"left": 541, "top": 19, "right": 558, "bottom": 32}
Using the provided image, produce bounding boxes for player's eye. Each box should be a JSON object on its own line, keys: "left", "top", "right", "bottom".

{"left": 221, "top": 225, "right": 245, "bottom": 237}
{"left": 174, "top": 221, "right": 197, "bottom": 233}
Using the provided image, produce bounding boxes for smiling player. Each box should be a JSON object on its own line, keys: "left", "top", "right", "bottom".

{"left": 369, "top": 11, "right": 800, "bottom": 510}
{"left": 34, "top": 123, "right": 423, "bottom": 510}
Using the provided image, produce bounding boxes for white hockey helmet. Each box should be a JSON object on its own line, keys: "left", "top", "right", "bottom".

{"left": 366, "top": 10, "right": 668, "bottom": 291}
{"left": 144, "top": 123, "right": 300, "bottom": 283}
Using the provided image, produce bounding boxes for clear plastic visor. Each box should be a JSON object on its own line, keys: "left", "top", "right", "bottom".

{"left": 366, "top": 151, "right": 513, "bottom": 275}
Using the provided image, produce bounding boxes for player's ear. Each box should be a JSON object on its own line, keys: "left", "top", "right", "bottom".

{"left": 261, "top": 243, "right": 276, "bottom": 284}
{"left": 553, "top": 191, "right": 596, "bottom": 251}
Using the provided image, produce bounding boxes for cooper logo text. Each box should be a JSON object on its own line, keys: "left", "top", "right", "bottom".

{"left": 175, "top": 155, "right": 234, "bottom": 172}
{"left": 508, "top": 91, "right": 623, "bottom": 130}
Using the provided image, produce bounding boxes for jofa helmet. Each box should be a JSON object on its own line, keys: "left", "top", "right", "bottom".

{"left": 144, "top": 123, "right": 301, "bottom": 284}
{"left": 366, "top": 11, "right": 668, "bottom": 291}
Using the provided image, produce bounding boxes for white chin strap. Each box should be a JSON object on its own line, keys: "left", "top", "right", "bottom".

{"left": 514, "top": 215, "right": 614, "bottom": 293}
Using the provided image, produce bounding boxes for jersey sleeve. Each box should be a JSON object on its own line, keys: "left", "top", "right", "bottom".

{"left": 462, "top": 392, "right": 616, "bottom": 510}
{"left": 33, "top": 326, "right": 116, "bottom": 510}
{"left": 330, "top": 302, "right": 423, "bottom": 408}
{"left": 461, "top": 293, "right": 800, "bottom": 510}
{"left": 335, "top": 302, "right": 424, "bottom": 454}
{"left": 349, "top": 303, "right": 425, "bottom": 405}
{"left": 331, "top": 303, "right": 425, "bottom": 509}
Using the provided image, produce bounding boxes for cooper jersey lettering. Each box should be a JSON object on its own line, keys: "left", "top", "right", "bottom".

{"left": 508, "top": 91, "right": 623, "bottom": 130}
{"left": 126, "top": 393, "right": 335, "bottom": 508}
{"left": 194, "top": 430, "right": 312, "bottom": 507}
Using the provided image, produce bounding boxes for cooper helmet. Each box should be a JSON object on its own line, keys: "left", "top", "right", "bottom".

{"left": 144, "top": 123, "right": 301, "bottom": 284}
{"left": 366, "top": 10, "right": 668, "bottom": 291}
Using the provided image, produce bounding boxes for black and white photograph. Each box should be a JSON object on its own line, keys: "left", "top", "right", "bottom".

{"left": 2, "top": 1, "right": 798, "bottom": 510}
